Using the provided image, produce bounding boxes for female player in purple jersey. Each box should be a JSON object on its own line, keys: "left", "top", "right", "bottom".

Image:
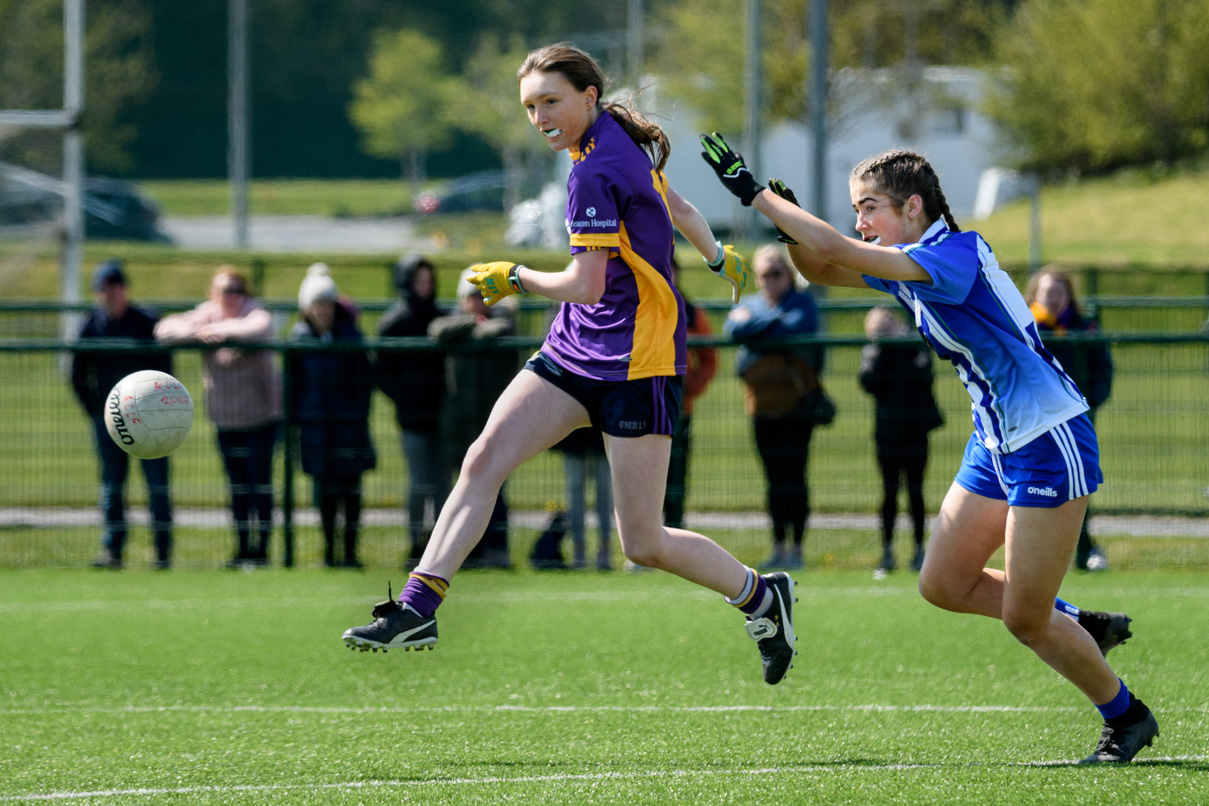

{"left": 700, "top": 136, "right": 1156, "bottom": 763}
{"left": 344, "top": 43, "right": 799, "bottom": 687}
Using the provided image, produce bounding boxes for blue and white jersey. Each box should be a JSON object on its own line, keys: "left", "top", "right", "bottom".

{"left": 863, "top": 220, "right": 1087, "bottom": 454}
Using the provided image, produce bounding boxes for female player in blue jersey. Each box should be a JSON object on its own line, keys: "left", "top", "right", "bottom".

{"left": 344, "top": 44, "right": 799, "bottom": 687}
{"left": 700, "top": 136, "right": 1157, "bottom": 763}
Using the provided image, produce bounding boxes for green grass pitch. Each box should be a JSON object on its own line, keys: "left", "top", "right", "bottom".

{"left": 1, "top": 568, "right": 1207, "bottom": 804}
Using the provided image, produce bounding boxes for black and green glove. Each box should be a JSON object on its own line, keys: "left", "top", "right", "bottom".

{"left": 767, "top": 178, "right": 800, "bottom": 245}
{"left": 699, "top": 133, "right": 764, "bottom": 206}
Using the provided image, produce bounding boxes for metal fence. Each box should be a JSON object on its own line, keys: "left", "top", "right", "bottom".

{"left": 4, "top": 293, "right": 1209, "bottom": 339}
{"left": 1, "top": 329, "right": 1206, "bottom": 571}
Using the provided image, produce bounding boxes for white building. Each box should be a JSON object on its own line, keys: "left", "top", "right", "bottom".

{"left": 660, "top": 65, "right": 1013, "bottom": 235}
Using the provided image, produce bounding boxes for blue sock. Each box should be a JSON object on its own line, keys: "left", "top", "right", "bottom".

{"left": 1054, "top": 597, "right": 1080, "bottom": 618}
{"left": 1096, "top": 679, "right": 1131, "bottom": 721}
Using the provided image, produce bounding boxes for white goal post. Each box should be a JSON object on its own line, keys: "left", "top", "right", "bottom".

{"left": 0, "top": 0, "right": 85, "bottom": 340}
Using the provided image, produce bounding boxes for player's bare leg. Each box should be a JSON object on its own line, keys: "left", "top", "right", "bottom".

{"left": 342, "top": 370, "right": 588, "bottom": 652}
{"left": 605, "top": 433, "right": 748, "bottom": 593}
{"left": 606, "top": 433, "right": 798, "bottom": 684}
{"left": 919, "top": 486, "right": 1117, "bottom": 699}
{"left": 919, "top": 484, "right": 1157, "bottom": 761}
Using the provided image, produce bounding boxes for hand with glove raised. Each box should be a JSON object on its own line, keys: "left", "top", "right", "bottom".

{"left": 699, "top": 133, "right": 764, "bottom": 206}
{"left": 468, "top": 261, "right": 528, "bottom": 306}
{"left": 767, "top": 178, "right": 801, "bottom": 245}
{"left": 705, "top": 241, "right": 749, "bottom": 304}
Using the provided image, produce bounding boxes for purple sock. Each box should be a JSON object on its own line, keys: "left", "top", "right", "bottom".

{"left": 398, "top": 573, "right": 447, "bottom": 618}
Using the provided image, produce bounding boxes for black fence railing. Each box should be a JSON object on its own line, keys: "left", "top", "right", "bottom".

{"left": 5, "top": 293, "right": 1209, "bottom": 342}
{"left": 2, "top": 331, "right": 1206, "bottom": 570}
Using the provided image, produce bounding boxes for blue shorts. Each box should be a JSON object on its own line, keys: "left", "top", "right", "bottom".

{"left": 524, "top": 350, "right": 682, "bottom": 438}
{"left": 954, "top": 413, "right": 1102, "bottom": 507}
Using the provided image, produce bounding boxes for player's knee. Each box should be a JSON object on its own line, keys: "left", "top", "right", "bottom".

{"left": 620, "top": 545, "right": 662, "bottom": 569}
{"left": 619, "top": 528, "right": 666, "bottom": 570}
{"left": 458, "top": 439, "right": 504, "bottom": 487}
{"left": 1001, "top": 608, "right": 1049, "bottom": 647}
{"left": 917, "top": 570, "right": 954, "bottom": 610}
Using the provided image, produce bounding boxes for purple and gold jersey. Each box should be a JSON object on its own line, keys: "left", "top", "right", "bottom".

{"left": 543, "top": 111, "right": 686, "bottom": 381}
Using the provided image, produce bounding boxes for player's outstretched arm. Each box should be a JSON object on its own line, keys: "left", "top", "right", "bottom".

{"left": 763, "top": 179, "right": 868, "bottom": 289}
{"left": 470, "top": 250, "right": 609, "bottom": 307}
{"left": 666, "top": 186, "right": 749, "bottom": 303}
{"left": 700, "top": 133, "right": 926, "bottom": 286}
{"left": 754, "top": 186, "right": 931, "bottom": 286}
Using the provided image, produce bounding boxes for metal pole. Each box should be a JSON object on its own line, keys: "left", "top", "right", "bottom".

{"left": 281, "top": 353, "right": 294, "bottom": 568}
{"left": 61, "top": 0, "right": 84, "bottom": 343}
{"left": 627, "top": 0, "right": 644, "bottom": 86}
{"left": 810, "top": 0, "right": 828, "bottom": 224}
{"left": 228, "top": 0, "right": 249, "bottom": 249}
{"left": 1029, "top": 174, "right": 1042, "bottom": 274}
{"left": 741, "top": 0, "right": 762, "bottom": 238}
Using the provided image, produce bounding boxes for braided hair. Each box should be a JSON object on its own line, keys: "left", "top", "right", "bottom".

{"left": 850, "top": 150, "right": 960, "bottom": 232}
{"left": 518, "top": 42, "right": 671, "bottom": 173}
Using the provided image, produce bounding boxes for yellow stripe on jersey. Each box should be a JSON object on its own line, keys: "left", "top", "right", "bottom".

{"left": 618, "top": 220, "right": 679, "bottom": 380}
{"left": 570, "top": 232, "right": 621, "bottom": 249}
{"left": 650, "top": 169, "right": 672, "bottom": 222}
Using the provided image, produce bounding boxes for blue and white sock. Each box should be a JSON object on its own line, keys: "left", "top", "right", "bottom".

{"left": 1054, "top": 597, "right": 1080, "bottom": 618}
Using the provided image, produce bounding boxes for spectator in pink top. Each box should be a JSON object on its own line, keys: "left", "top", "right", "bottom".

{"left": 155, "top": 267, "right": 282, "bottom": 568}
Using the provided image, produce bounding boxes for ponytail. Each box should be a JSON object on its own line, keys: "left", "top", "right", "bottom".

{"left": 603, "top": 94, "right": 671, "bottom": 173}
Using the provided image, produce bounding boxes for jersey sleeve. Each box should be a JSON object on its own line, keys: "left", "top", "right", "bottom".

{"left": 897, "top": 235, "right": 979, "bottom": 304}
{"left": 862, "top": 234, "right": 980, "bottom": 304}
{"left": 566, "top": 162, "right": 625, "bottom": 254}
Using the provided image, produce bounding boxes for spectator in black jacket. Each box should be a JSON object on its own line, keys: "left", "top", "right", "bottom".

{"left": 289, "top": 264, "right": 377, "bottom": 568}
{"left": 859, "top": 306, "right": 944, "bottom": 573}
{"left": 428, "top": 269, "right": 519, "bottom": 569}
{"left": 70, "top": 260, "right": 174, "bottom": 569}
{"left": 377, "top": 254, "right": 448, "bottom": 565}
{"left": 1027, "top": 269, "right": 1114, "bottom": 571}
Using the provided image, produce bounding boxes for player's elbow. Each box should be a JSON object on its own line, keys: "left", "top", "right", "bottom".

{"left": 573, "top": 276, "right": 607, "bottom": 305}
{"left": 812, "top": 236, "right": 849, "bottom": 267}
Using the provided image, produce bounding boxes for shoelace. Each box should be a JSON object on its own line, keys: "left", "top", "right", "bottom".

{"left": 370, "top": 600, "right": 398, "bottom": 619}
{"left": 1095, "top": 725, "right": 1128, "bottom": 756}
{"left": 370, "top": 582, "right": 396, "bottom": 619}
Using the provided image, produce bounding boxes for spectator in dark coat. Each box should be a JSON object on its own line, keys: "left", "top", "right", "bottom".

{"left": 377, "top": 254, "right": 448, "bottom": 565}
{"left": 289, "top": 264, "right": 377, "bottom": 568}
{"left": 428, "top": 269, "right": 518, "bottom": 568}
{"left": 725, "top": 245, "right": 824, "bottom": 571}
{"left": 1027, "top": 269, "right": 1114, "bottom": 571}
{"left": 71, "top": 259, "right": 174, "bottom": 569}
{"left": 859, "top": 306, "right": 944, "bottom": 573}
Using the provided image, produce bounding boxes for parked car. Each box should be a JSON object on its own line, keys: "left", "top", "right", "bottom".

{"left": 0, "top": 176, "right": 173, "bottom": 243}
{"left": 413, "top": 170, "right": 506, "bottom": 214}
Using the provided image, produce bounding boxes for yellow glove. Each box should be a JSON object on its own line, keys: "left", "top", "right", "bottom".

{"left": 468, "top": 261, "right": 527, "bottom": 306}
{"left": 705, "top": 242, "right": 748, "bottom": 304}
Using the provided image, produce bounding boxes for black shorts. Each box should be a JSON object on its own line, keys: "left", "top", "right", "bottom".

{"left": 525, "top": 350, "right": 682, "bottom": 438}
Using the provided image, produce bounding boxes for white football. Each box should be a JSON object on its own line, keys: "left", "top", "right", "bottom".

{"left": 104, "top": 370, "right": 194, "bottom": 459}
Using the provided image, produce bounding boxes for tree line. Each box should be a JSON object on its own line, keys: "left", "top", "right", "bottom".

{"left": 1, "top": 0, "right": 1206, "bottom": 183}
